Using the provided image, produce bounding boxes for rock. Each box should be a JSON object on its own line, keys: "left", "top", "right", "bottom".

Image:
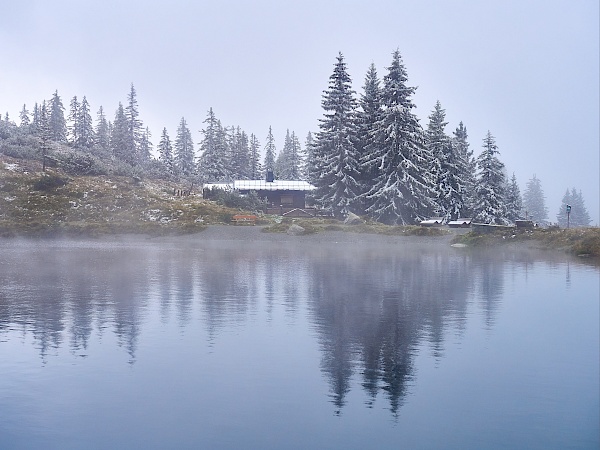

{"left": 287, "top": 224, "right": 305, "bottom": 236}
{"left": 344, "top": 212, "right": 364, "bottom": 225}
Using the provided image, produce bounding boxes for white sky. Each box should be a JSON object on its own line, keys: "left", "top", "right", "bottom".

{"left": 1, "top": 0, "right": 598, "bottom": 223}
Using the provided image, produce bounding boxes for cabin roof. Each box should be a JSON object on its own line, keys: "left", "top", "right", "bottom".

{"left": 234, "top": 180, "right": 316, "bottom": 191}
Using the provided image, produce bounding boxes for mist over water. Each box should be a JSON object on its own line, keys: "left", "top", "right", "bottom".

{"left": 0, "top": 236, "right": 598, "bottom": 449}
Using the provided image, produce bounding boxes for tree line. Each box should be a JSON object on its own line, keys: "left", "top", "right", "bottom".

{"left": 0, "top": 52, "right": 592, "bottom": 226}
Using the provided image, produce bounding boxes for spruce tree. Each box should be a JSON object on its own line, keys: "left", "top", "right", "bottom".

{"left": 67, "top": 96, "right": 79, "bottom": 145}
{"left": 356, "top": 63, "right": 383, "bottom": 213}
{"left": 19, "top": 104, "right": 30, "bottom": 129}
{"left": 557, "top": 188, "right": 591, "bottom": 227}
{"left": 452, "top": 122, "right": 476, "bottom": 217}
{"left": 38, "top": 102, "right": 52, "bottom": 169}
{"left": 522, "top": 174, "right": 548, "bottom": 224}
{"left": 110, "top": 102, "right": 129, "bottom": 161}
{"left": 157, "top": 127, "right": 175, "bottom": 176}
{"left": 76, "top": 96, "right": 94, "bottom": 149}
{"left": 263, "top": 126, "right": 276, "bottom": 176}
{"left": 303, "top": 131, "right": 315, "bottom": 182}
{"left": 312, "top": 52, "right": 361, "bottom": 217}
{"left": 248, "top": 133, "right": 262, "bottom": 180}
{"left": 48, "top": 90, "right": 67, "bottom": 143}
{"left": 425, "top": 101, "right": 466, "bottom": 221}
{"left": 505, "top": 173, "right": 523, "bottom": 223}
{"left": 125, "top": 83, "right": 143, "bottom": 165}
{"left": 363, "top": 50, "right": 435, "bottom": 224}
{"left": 197, "top": 109, "right": 230, "bottom": 182}
{"left": 174, "top": 117, "right": 195, "bottom": 176}
{"left": 139, "top": 126, "right": 153, "bottom": 163}
{"left": 473, "top": 131, "right": 508, "bottom": 224}
{"left": 95, "top": 106, "right": 110, "bottom": 152}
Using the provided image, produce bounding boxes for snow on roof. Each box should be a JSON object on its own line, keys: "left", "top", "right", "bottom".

{"left": 234, "top": 180, "right": 316, "bottom": 191}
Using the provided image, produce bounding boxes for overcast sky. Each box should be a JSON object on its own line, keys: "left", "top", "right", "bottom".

{"left": 1, "top": 0, "right": 598, "bottom": 223}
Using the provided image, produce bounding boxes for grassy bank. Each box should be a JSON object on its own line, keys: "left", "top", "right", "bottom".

{"left": 452, "top": 227, "right": 600, "bottom": 257}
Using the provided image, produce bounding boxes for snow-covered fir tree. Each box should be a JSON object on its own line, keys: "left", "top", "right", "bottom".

{"left": 425, "top": 101, "right": 466, "bottom": 221}
{"left": 362, "top": 50, "right": 435, "bottom": 224}
{"left": 157, "top": 127, "right": 175, "bottom": 176}
{"left": 557, "top": 188, "right": 591, "bottom": 227}
{"left": 473, "top": 131, "right": 508, "bottom": 224}
{"left": 67, "top": 96, "right": 79, "bottom": 145}
{"left": 356, "top": 63, "right": 383, "bottom": 213}
{"left": 312, "top": 52, "right": 361, "bottom": 217}
{"left": 76, "top": 96, "right": 94, "bottom": 149}
{"left": 505, "top": 173, "right": 523, "bottom": 223}
{"left": 452, "top": 122, "right": 476, "bottom": 217}
{"left": 263, "top": 126, "right": 276, "bottom": 176}
{"left": 48, "top": 91, "right": 67, "bottom": 143}
{"left": 522, "top": 174, "right": 548, "bottom": 224}
{"left": 197, "top": 108, "right": 229, "bottom": 182}
{"left": 110, "top": 102, "right": 129, "bottom": 162}
{"left": 94, "top": 106, "right": 110, "bottom": 152}
{"left": 174, "top": 117, "right": 195, "bottom": 176}
{"left": 248, "top": 133, "right": 262, "bottom": 180}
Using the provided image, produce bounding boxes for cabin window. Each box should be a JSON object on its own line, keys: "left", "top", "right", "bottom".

{"left": 280, "top": 194, "right": 293, "bottom": 205}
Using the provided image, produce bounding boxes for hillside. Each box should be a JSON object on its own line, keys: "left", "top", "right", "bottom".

{"left": 0, "top": 154, "right": 243, "bottom": 237}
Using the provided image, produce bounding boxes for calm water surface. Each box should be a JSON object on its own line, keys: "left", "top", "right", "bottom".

{"left": 0, "top": 235, "right": 598, "bottom": 449}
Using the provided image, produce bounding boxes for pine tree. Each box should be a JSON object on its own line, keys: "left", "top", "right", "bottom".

{"left": 505, "top": 173, "right": 523, "bottom": 223}
{"left": 452, "top": 122, "right": 476, "bottom": 217}
{"left": 110, "top": 103, "right": 129, "bottom": 161}
{"left": 263, "top": 126, "right": 276, "bottom": 176}
{"left": 248, "top": 133, "right": 262, "bottom": 180}
{"left": 67, "top": 96, "right": 79, "bottom": 145}
{"left": 312, "top": 52, "right": 361, "bottom": 217}
{"left": 174, "top": 117, "right": 195, "bottom": 176}
{"left": 229, "top": 126, "right": 250, "bottom": 179}
{"left": 76, "top": 96, "right": 94, "bottom": 149}
{"left": 522, "top": 174, "right": 548, "bottom": 224}
{"left": 557, "top": 188, "right": 591, "bottom": 227}
{"left": 48, "top": 90, "right": 67, "bottom": 143}
{"left": 363, "top": 50, "right": 435, "bottom": 224}
{"left": 157, "top": 127, "right": 175, "bottom": 176}
{"left": 95, "top": 106, "right": 110, "bottom": 152}
{"left": 198, "top": 108, "right": 229, "bottom": 182}
{"left": 473, "top": 131, "right": 508, "bottom": 224}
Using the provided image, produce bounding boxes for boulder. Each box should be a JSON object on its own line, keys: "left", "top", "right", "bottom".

{"left": 344, "top": 212, "right": 364, "bottom": 225}
{"left": 287, "top": 224, "right": 305, "bottom": 236}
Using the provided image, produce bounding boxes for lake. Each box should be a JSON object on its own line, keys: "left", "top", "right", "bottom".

{"left": 1, "top": 232, "right": 598, "bottom": 449}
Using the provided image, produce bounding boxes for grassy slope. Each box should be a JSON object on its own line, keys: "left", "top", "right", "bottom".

{"left": 0, "top": 155, "right": 243, "bottom": 237}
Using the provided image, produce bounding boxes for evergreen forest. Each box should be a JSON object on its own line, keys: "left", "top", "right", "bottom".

{"left": 0, "top": 51, "right": 592, "bottom": 226}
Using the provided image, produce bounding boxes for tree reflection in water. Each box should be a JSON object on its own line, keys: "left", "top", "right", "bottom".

{"left": 1, "top": 236, "right": 578, "bottom": 415}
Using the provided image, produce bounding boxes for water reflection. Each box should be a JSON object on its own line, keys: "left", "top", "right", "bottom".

{"left": 0, "top": 237, "right": 595, "bottom": 416}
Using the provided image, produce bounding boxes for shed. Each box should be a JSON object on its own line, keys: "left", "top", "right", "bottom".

{"left": 447, "top": 218, "right": 472, "bottom": 228}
